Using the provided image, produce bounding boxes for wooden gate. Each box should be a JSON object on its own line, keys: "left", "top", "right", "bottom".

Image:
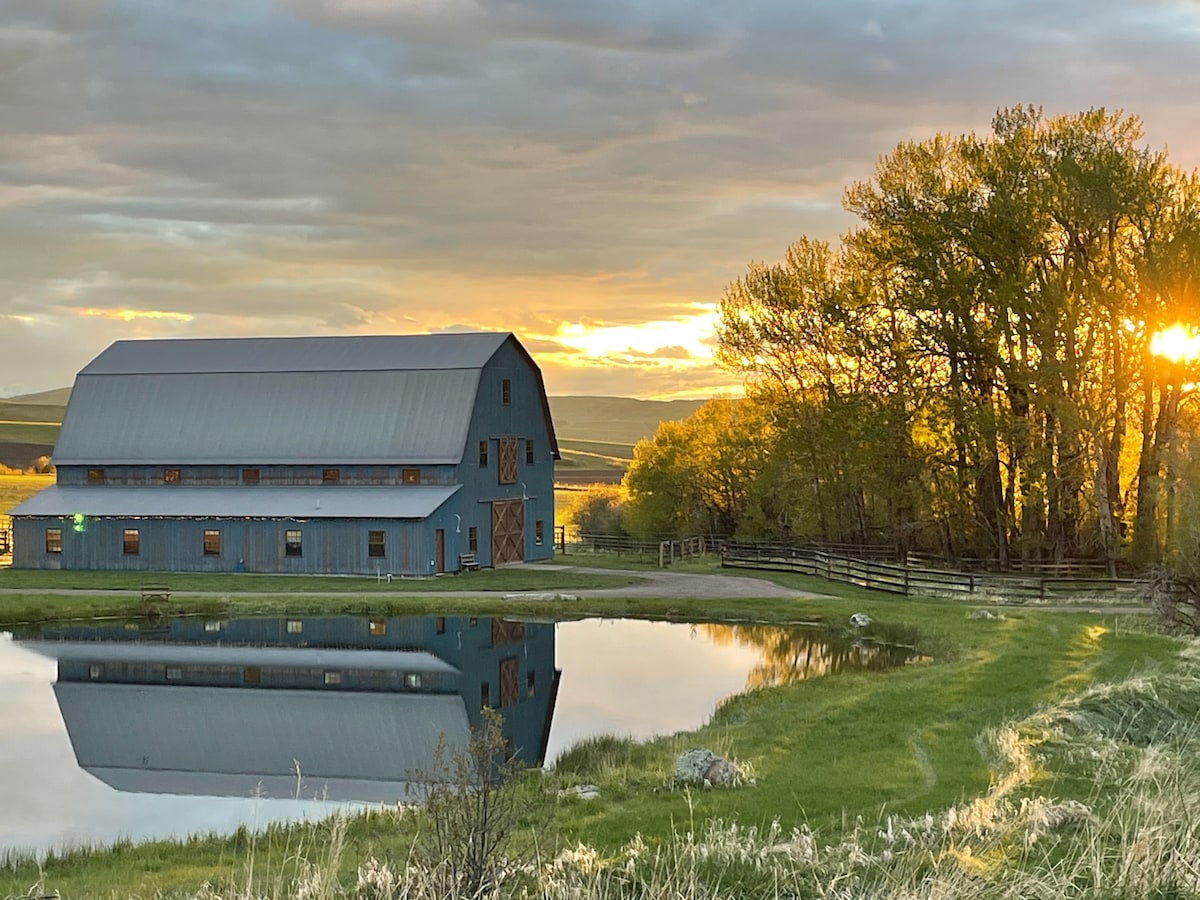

{"left": 491, "top": 499, "right": 524, "bottom": 565}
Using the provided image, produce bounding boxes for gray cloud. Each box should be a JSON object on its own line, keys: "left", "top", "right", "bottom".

{"left": 2, "top": 0, "right": 1200, "bottom": 396}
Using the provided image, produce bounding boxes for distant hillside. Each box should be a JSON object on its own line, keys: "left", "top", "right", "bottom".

{"left": 0, "top": 389, "right": 65, "bottom": 468}
{"left": 548, "top": 396, "right": 706, "bottom": 446}
{"left": 3, "top": 387, "right": 72, "bottom": 406}
{"left": 549, "top": 395, "right": 707, "bottom": 485}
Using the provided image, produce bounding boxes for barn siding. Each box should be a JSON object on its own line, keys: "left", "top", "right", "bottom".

{"left": 13, "top": 516, "right": 443, "bottom": 575}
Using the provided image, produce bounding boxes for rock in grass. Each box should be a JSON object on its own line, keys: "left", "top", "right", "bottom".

{"left": 673, "top": 749, "right": 740, "bottom": 787}
{"left": 849, "top": 612, "right": 872, "bottom": 628}
{"left": 558, "top": 784, "right": 601, "bottom": 800}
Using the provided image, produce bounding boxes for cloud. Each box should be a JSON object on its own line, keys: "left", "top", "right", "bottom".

{"left": 3, "top": 0, "right": 1200, "bottom": 397}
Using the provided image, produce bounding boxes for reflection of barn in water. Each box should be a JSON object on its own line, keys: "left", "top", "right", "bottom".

{"left": 22, "top": 615, "right": 558, "bottom": 803}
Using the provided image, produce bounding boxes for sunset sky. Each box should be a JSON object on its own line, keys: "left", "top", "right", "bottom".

{"left": 4, "top": 1, "right": 1200, "bottom": 399}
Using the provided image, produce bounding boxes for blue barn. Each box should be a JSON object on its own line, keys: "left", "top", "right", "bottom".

{"left": 10, "top": 333, "right": 559, "bottom": 574}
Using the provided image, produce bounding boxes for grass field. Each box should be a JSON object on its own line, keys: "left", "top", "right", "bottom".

{"left": 0, "top": 421, "right": 58, "bottom": 445}
{"left": 0, "top": 562, "right": 1189, "bottom": 897}
{"left": 0, "top": 472, "right": 53, "bottom": 514}
{"left": 0, "top": 398, "right": 65, "bottom": 424}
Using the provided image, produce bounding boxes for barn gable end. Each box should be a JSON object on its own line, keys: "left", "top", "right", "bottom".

{"left": 10, "top": 332, "right": 557, "bottom": 575}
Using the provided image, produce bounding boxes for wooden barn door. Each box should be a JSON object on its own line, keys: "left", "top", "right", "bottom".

{"left": 491, "top": 499, "right": 524, "bottom": 565}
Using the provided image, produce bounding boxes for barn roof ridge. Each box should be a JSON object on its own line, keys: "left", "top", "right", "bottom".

{"left": 81, "top": 331, "right": 514, "bottom": 376}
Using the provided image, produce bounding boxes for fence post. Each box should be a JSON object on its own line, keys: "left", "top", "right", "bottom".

{"left": 903, "top": 564, "right": 910, "bottom": 597}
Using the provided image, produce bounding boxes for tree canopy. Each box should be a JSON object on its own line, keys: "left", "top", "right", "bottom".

{"left": 623, "top": 107, "right": 1200, "bottom": 571}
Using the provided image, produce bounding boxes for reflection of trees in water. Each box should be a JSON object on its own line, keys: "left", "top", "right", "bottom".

{"left": 699, "top": 624, "right": 911, "bottom": 690}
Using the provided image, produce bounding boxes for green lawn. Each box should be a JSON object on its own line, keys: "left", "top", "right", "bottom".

{"left": 0, "top": 569, "right": 1188, "bottom": 898}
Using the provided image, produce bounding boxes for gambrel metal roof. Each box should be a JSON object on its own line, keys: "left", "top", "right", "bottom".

{"left": 51, "top": 332, "right": 558, "bottom": 465}
{"left": 9, "top": 484, "right": 461, "bottom": 518}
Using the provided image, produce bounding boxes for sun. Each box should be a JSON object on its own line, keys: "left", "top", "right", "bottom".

{"left": 1149, "top": 324, "right": 1200, "bottom": 364}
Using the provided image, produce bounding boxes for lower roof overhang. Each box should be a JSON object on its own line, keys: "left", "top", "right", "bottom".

{"left": 9, "top": 484, "right": 462, "bottom": 520}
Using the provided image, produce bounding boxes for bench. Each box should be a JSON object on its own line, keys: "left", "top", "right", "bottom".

{"left": 140, "top": 583, "right": 171, "bottom": 602}
{"left": 457, "top": 552, "right": 480, "bottom": 573}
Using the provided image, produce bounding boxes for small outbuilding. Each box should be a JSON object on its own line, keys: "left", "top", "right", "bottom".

{"left": 10, "top": 332, "right": 558, "bottom": 574}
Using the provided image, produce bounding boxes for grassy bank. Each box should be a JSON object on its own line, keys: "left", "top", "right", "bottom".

{"left": 0, "top": 566, "right": 646, "bottom": 627}
{"left": 0, "top": 568, "right": 1187, "bottom": 898}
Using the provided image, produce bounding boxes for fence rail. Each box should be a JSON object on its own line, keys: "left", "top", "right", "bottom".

{"left": 721, "top": 543, "right": 1142, "bottom": 603}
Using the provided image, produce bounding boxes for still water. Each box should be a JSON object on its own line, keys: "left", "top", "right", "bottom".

{"left": 0, "top": 615, "right": 913, "bottom": 854}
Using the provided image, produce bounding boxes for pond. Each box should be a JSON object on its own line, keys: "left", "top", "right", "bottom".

{"left": 0, "top": 615, "right": 915, "bottom": 854}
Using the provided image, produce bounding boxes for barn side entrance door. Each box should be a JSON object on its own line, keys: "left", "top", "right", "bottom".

{"left": 435, "top": 529, "right": 445, "bottom": 574}
{"left": 491, "top": 499, "right": 524, "bottom": 565}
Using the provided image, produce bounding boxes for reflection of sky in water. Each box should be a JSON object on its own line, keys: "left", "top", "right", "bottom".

{"left": 0, "top": 634, "right": 346, "bottom": 856}
{"left": 545, "top": 619, "right": 764, "bottom": 762}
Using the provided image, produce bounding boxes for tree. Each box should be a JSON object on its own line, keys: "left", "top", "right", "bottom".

{"left": 706, "top": 105, "right": 1200, "bottom": 569}
{"left": 622, "top": 399, "right": 774, "bottom": 539}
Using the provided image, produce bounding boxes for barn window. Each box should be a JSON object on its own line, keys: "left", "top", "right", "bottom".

{"left": 435, "top": 616, "right": 445, "bottom": 634}
{"left": 285, "top": 529, "right": 302, "bottom": 557}
{"left": 468, "top": 526, "right": 478, "bottom": 553}
{"left": 405, "top": 672, "right": 422, "bottom": 689}
{"left": 45, "top": 528, "right": 62, "bottom": 554}
{"left": 242, "top": 468, "right": 260, "bottom": 484}
{"left": 527, "top": 670, "right": 536, "bottom": 698}
{"left": 324, "top": 671, "right": 341, "bottom": 685}
{"left": 203, "top": 529, "right": 221, "bottom": 556}
{"left": 368, "top": 530, "right": 385, "bottom": 558}
{"left": 122, "top": 529, "right": 140, "bottom": 555}
{"left": 525, "top": 439, "right": 534, "bottom": 465}
{"left": 479, "top": 440, "right": 488, "bottom": 467}
{"left": 499, "top": 657, "right": 519, "bottom": 707}
{"left": 402, "top": 468, "right": 420, "bottom": 484}
{"left": 89, "top": 664, "right": 101, "bottom": 680}
{"left": 322, "top": 468, "right": 340, "bottom": 483}
{"left": 244, "top": 667, "right": 260, "bottom": 684}
{"left": 535, "top": 520, "right": 544, "bottom": 546}
{"left": 87, "top": 468, "right": 105, "bottom": 483}
{"left": 286, "top": 619, "right": 303, "bottom": 634}
{"left": 480, "top": 682, "right": 490, "bottom": 709}
{"left": 502, "top": 378, "right": 512, "bottom": 406}
{"left": 498, "top": 437, "right": 518, "bottom": 484}
{"left": 166, "top": 666, "right": 182, "bottom": 681}
{"left": 164, "top": 468, "right": 181, "bottom": 484}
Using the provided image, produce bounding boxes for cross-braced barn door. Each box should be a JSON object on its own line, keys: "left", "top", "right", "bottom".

{"left": 491, "top": 498, "right": 524, "bottom": 565}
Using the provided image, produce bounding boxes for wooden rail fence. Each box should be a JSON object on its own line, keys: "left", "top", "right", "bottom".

{"left": 721, "top": 543, "right": 1142, "bottom": 603}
